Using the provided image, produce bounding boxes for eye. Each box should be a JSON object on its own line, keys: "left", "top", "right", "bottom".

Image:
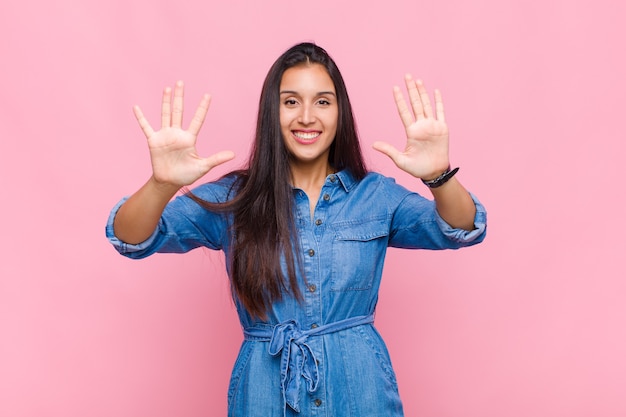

{"left": 283, "top": 98, "right": 298, "bottom": 106}
{"left": 317, "top": 98, "right": 331, "bottom": 106}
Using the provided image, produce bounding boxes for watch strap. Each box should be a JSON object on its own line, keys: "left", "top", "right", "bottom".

{"left": 421, "top": 166, "right": 460, "bottom": 188}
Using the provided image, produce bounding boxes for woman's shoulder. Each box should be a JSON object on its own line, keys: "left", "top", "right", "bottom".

{"left": 337, "top": 170, "right": 393, "bottom": 188}
{"left": 358, "top": 171, "right": 412, "bottom": 194}
{"left": 189, "top": 170, "right": 246, "bottom": 203}
{"left": 337, "top": 170, "right": 416, "bottom": 205}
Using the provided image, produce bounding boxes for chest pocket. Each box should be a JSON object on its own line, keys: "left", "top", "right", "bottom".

{"left": 330, "top": 219, "right": 389, "bottom": 292}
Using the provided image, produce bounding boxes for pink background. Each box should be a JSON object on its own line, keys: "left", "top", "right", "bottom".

{"left": 1, "top": 0, "right": 625, "bottom": 416}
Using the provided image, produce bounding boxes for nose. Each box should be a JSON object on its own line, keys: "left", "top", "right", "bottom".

{"left": 298, "top": 103, "right": 316, "bottom": 125}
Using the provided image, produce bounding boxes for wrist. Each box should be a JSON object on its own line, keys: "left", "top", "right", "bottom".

{"left": 148, "top": 176, "right": 182, "bottom": 197}
{"left": 421, "top": 166, "right": 459, "bottom": 188}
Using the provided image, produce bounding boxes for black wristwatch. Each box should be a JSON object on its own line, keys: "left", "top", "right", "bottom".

{"left": 421, "top": 166, "right": 460, "bottom": 188}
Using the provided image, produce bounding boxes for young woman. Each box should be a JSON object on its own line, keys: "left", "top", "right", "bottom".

{"left": 106, "top": 42, "right": 487, "bottom": 416}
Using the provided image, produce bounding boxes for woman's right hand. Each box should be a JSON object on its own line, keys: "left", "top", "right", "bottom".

{"left": 133, "top": 80, "right": 235, "bottom": 188}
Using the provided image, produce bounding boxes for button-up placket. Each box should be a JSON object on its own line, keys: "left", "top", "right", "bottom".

{"left": 293, "top": 189, "right": 321, "bottom": 327}
{"left": 291, "top": 176, "right": 339, "bottom": 414}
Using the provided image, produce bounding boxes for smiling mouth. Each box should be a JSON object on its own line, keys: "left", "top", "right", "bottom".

{"left": 292, "top": 131, "right": 321, "bottom": 142}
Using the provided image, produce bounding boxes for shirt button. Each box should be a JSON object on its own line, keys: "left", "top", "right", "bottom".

{"left": 323, "top": 193, "right": 330, "bottom": 201}
{"left": 308, "top": 249, "right": 315, "bottom": 257}
{"left": 308, "top": 284, "right": 317, "bottom": 292}
{"left": 329, "top": 175, "right": 336, "bottom": 183}
{"left": 315, "top": 219, "right": 323, "bottom": 226}
{"left": 311, "top": 323, "right": 318, "bottom": 329}
{"left": 314, "top": 399, "right": 322, "bottom": 407}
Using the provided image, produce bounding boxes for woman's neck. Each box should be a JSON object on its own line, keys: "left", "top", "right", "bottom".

{"left": 290, "top": 160, "right": 334, "bottom": 219}
{"left": 289, "top": 160, "right": 334, "bottom": 191}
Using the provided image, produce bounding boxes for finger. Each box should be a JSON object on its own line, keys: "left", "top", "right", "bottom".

{"left": 416, "top": 79, "right": 434, "bottom": 119}
{"left": 393, "top": 86, "right": 414, "bottom": 128}
{"left": 434, "top": 89, "right": 445, "bottom": 122}
{"left": 188, "top": 94, "right": 211, "bottom": 136}
{"left": 405, "top": 74, "right": 424, "bottom": 120}
{"left": 372, "top": 141, "right": 401, "bottom": 162}
{"left": 161, "top": 86, "right": 172, "bottom": 128}
{"left": 200, "top": 150, "right": 236, "bottom": 173}
{"left": 171, "top": 80, "right": 185, "bottom": 128}
{"left": 133, "top": 105, "right": 155, "bottom": 138}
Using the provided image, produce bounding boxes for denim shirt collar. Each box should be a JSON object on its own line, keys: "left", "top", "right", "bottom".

{"left": 334, "top": 169, "right": 358, "bottom": 193}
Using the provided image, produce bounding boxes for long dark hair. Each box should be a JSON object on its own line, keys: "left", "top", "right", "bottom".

{"left": 190, "top": 42, "right": 367, "bottom": 319}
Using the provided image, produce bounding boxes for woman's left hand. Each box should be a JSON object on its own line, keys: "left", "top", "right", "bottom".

{"left": 373, "top": 75, "right": 450, "bottom": 180}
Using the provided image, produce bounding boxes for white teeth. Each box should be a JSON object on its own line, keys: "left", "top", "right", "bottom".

{"left": 293, "top": 131, "right": 320, "bottom": 140}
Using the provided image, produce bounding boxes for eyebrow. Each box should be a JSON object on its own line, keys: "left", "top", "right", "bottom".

{"left": 279, "top": 90, "right": 337, "bottom": 96}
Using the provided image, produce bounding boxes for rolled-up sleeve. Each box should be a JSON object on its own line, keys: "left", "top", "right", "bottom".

{"left": 433, "top": 193, "right": 487, "bottom": 244}
{"left": 105, "top": 181, "right": 233, "bottom": 259}
{"left": 105, "top": 197, "right": 165, "bottom": 258}
{"left": 388, "top": 181, "right": 487, "bottom": 250}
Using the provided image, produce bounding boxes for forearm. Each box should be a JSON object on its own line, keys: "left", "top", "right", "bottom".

{"left": 113, "top": 176, "right": 181, "bottom": 244}
{"left": 429, "top": 176, "right": 476, "bottom": 231}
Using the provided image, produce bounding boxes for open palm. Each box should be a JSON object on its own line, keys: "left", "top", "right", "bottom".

{"left": 133, "top": 81, "right": 234, "bottom": 187}
{"left": 373, "top": 75, "right": 450, "bottom": 180}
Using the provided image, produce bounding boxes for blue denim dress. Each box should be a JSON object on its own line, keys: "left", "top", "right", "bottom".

{"left": 106, "top": 170, "right": 487, "bottom": 416}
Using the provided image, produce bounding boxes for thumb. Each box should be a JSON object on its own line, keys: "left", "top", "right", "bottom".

{"left": 200, "top": 150, "right": 236, "bottom": 173}
{"left": 372, "top": 141, "right": 401, "bottom": 162}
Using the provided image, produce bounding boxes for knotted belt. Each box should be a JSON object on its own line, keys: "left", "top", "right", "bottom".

{"left": 243, "top": 314, "right": 374, "bottom": 414}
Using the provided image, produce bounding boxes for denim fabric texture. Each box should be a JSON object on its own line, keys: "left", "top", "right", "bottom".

{"left": 106, "top": 170, "right": 487, "bottom": 416}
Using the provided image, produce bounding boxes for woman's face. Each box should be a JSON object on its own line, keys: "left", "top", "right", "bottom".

{"left": 279, "top": 63, "right": 338, "bottom": 167}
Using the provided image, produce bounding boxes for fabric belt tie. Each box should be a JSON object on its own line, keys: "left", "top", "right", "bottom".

{"left": 243, "top": 314, "right": 374, "bottom": 414}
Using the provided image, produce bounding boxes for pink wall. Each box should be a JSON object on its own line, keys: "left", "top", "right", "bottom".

{"left": 1, "top": 0, "right": 625, "bottom": 416}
